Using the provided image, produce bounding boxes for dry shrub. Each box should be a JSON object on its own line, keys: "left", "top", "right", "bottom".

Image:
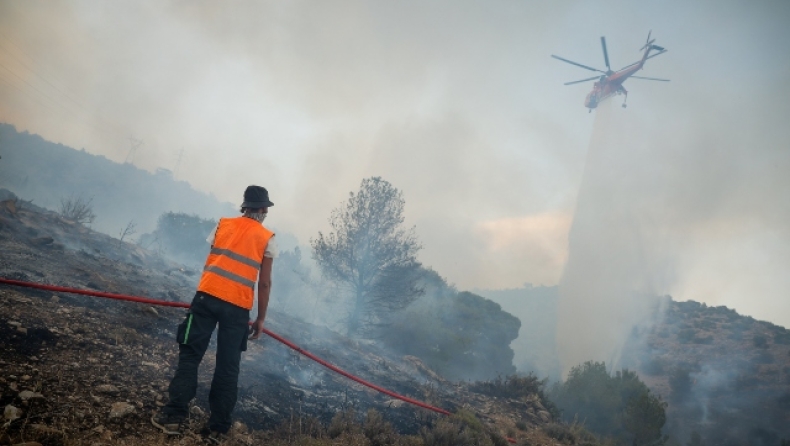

{"left": 542, "top": 423, "right": 575, "bottom": 443}
{"left": 541, "top": 421, "right": 607, "bottom": 446}
{"left": 363, "top": 409, "right": 398, "bottom": 446}
{"left": 274, "top": 414, "right": 327, "bottom": 440}
{"left": 59, "top": 194, "right": 96, "bottom": 225}
{"left": 420, "top": 409, "right": 508, "bottom": 446}
{"left": 328, "top": 407, "right": 362, "bottom": 439}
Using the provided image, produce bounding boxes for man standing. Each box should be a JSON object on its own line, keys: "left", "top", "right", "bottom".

{"left": 153, "top": 185, "right": 276, "bottom": 443}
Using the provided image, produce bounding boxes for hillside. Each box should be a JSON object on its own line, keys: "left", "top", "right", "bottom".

{"left": 492, "top": 285, "right": 790, "bottom": 445}
{"left": 0, "top": 191, "right": 580, "bottom": 445}
{"left": 621, "top": 299, "right": 790, "bottom": 445}
{"left": 0, "top": 123, "right": 235, "bottom": 237}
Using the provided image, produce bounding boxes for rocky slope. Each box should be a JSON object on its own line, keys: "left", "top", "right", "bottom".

{"left": 0, "top": 192, "right": 567, "bottom": 446}
{"left": 621, "top": 299, "right": 790, "bottom": 445}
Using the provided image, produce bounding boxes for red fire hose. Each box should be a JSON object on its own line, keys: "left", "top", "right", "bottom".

{"left": 0, "top": 277, "right": 519, "bottom": 443}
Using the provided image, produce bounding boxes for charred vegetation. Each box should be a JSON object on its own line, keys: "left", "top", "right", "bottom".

{"left": 0, "top": 190, "right": 571, "bottom": 445}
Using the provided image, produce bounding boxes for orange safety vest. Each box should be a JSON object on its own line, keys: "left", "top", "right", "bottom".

{"left": 197, "top": 216, "right": 274, "bottom": 310}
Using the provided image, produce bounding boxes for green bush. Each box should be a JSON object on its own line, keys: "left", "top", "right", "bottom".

{"left": 470, "top": 374, "right": 558, "bottom": 418}
{"left": 550, "top": 361, "right": 667, "bottom": 445}
{"left": 669, "top": 368, "right": 693, "bottom": 402}
{"left": 753, "top": 334, "right": 769, "bottom": 349}
{"left": 677, "top": 328, "right": 696, "bottom": 343}
{"left": 542, "top": 423, "right": 575, "bottom": 443}
{"left": 773, "top": 330, "right": 790, "bottom": 345}
{"left": 363, "top": 409, "right": 398, "bottom": 446}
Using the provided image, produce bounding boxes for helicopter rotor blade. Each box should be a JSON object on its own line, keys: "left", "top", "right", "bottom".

{"left": 631, "top": 76, "right": 670, "bottom": 82}
{"left": 600, "top": 36, "right": 611, "bottom": 71}
{"left": 551, "top": 55, "right": 606, "bottom": 73}
{"left": 617, "top": 49, "right": 667, "bottom": 71}
{"left": 564, "top": 76, "right": 601, "bottom": 85}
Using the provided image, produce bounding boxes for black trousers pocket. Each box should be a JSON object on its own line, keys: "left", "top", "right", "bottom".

{"left": 176, "top": 312, "right": 194, "bottom": 344}
{"left": 240, "top": 327, "right": 249, "bottom": 352}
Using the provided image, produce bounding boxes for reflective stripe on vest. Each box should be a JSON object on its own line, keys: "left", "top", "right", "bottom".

{"left": 209, "top": 247, "right": 260, "bottom": 269}
{"left": 203, "top": 264, "right": 256, "bottom": 289}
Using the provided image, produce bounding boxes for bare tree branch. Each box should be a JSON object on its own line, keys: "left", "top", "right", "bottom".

{"left": 58, "top": 194, "right": 96, "bottom": 226}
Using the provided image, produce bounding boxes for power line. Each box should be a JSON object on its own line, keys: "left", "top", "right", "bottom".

{"left": 0, "top": 67, "right": 58, "bottom": 111}
{"left": 0, "top": 34, "right": 90, "bottom": 114}
{"left": 0, "top": 60, "right": 72, "bottom": 110}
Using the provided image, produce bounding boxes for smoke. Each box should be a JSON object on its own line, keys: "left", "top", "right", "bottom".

{"left": 2, "top": 1, "right": 790, "bottom": 334}
{"left": 556, "top": 101, "right": 677, "bottom": 373}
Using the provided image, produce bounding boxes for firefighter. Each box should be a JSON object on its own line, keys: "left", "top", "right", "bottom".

{"left": 152, "top": 185, "right": 276, "bottom": 444}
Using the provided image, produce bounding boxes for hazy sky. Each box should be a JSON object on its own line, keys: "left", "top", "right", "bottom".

{"left": 1, "top": 1, "right": 788, "bottom": 327}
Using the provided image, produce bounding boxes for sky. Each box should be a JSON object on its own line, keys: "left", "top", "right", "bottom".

{"left": 1, "top": 1, "right": 789, "bottom": 329}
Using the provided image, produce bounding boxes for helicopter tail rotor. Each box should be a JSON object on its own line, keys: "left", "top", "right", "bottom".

{"left": 639, "top": 30, "right": 656, "bottom": 51}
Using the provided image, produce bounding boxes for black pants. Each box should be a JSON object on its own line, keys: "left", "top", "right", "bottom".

{"left": 163, "top": 292, "right": 249, "bottom": 433}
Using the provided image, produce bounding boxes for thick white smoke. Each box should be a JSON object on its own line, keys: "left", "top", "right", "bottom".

{"left": 555, "top": 100, "right": 673, "bottom": 374}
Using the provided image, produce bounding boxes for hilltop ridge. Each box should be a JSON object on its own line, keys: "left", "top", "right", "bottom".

{"left": 0, "top": 123, "right": 235, "bottom": 237}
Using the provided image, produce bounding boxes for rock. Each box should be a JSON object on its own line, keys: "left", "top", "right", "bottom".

{"left": 108, "top": 402, "right": 135, "bottom": 419}
{"left": 232, "top": 420, "right": 248, "bottom": 434}
{"left": 16, "top": 327, "right": 28, "bottom": 335}
{"left": 1, "top": 199, "right": 17, "bottom": 215}
{"left": 385, "top": 399, "right": 404, "bottom": 408}
{"left": 145, "top": 306, "right": 159, "bottom": 316}
{"left": 190, "top": 405, "right": 204, "bottom": 416}
{"left": 95, "top": 384, "right": 119, "bottom": 395}
{"left": 10, "top": 442, "right": 42, "bottom": 446}
{"left": 537, "top": 410, "right": 551, "bottom": 423}
{"left": 18, "top": 390, "right": 44, "bottom": 401}
{"left": 29, "top": 423, "right": 63, "bottom": 436}
{"left": 4, "top": 404, "right": 22, "bottom": 421}
{"left": 9, "top": 295, "right": 32, "bottom": 304}
{"left": 50, "top": 295, "right": 59, "bottom": 303}
{"left": 8, "top": 321, "right": 21, "bottom": 328}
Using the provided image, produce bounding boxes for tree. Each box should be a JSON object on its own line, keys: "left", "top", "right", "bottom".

{"left": 150, "top": 212, "right": 217, "bottom": 266}
{"left": 311, "top": 177, "right": 423, "bottom": 336}
{"left": 550, "top": 361, "right": 667, "bottom": 445}
{"left": 624, "top": 391, "right": 667, "bottom": 445}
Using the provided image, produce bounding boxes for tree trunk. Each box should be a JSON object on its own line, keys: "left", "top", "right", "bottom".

{"left": 348, "top": 287, "right": 364, "bottom": 336}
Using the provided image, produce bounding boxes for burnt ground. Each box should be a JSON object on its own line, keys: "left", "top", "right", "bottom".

{"left": 0, "top": 195, "right": 566, "bottom": 446}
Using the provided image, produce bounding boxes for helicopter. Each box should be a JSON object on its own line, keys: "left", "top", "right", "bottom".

{"left": 552, "top": 31, "right": 669, "bottom": 111}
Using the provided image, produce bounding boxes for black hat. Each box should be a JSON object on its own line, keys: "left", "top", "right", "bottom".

{"left": 241, "top": 185, "right": 274, "bottom": 208}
